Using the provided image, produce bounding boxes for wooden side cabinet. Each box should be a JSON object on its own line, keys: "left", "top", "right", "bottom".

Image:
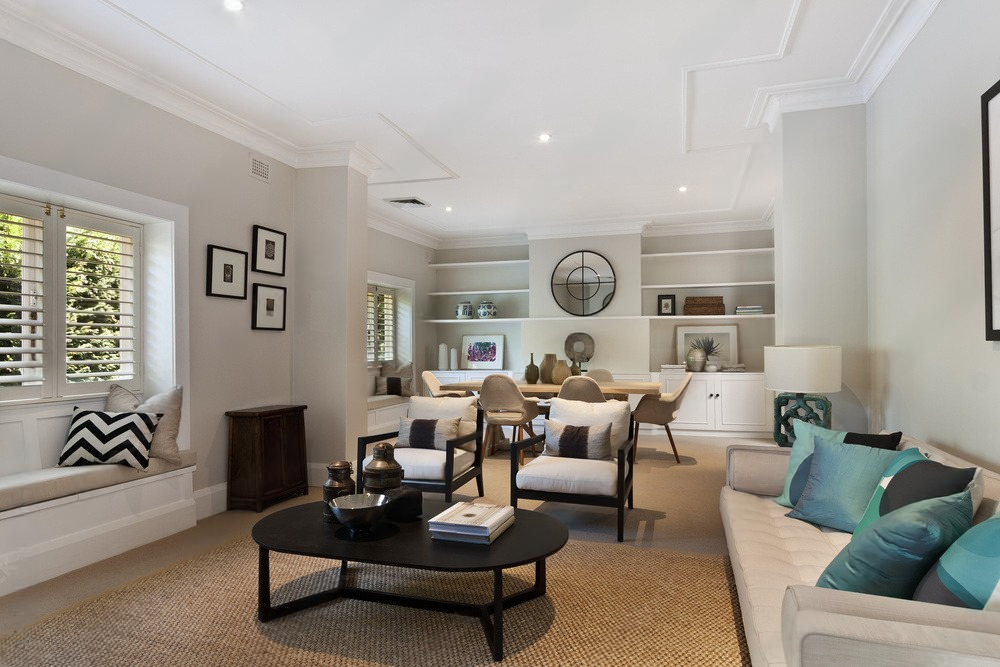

{"left": 226, "top": 404, "right": 308, "bottom": 512}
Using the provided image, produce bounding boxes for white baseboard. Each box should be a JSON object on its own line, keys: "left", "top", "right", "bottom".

{"left": 194, "top": 482, "right": 227, "bottom": 520}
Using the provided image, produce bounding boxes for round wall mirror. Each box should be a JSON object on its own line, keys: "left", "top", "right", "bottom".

{"left": 550, "top": 250, "right": 616, "bottom": 316}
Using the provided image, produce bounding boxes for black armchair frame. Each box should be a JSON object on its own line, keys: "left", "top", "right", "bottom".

{"left": 509, "top": 425, "right": 635, "bottom": 542}
{"left": 357, "top": 409, "right": 484, "bottom": 503}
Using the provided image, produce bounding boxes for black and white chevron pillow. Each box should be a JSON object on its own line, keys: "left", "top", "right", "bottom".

{"left": 543, "top": 419, "right": 613, "bottom": 460}
{"left": 59, "top": 409, "right": 161, "bottom": 470}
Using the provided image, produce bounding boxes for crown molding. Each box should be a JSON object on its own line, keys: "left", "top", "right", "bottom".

{"left": 526, "top": 219, "right": 649, "bottom": 241}
{"left": 434, "top": 233, "right": 529, "bottom": 250}
{"left": 366, "top": 211, "right": 440, "bottom": 249}
{"left": 643, "top": 216, "right": 772, "bottom": 237}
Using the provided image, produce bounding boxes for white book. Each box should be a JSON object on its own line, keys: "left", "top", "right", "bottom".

{"left": 430, "top": 514, "right": 516, "bottom": 544}
{"left": 428, "top": 502, "right": 515, "bottom": 536}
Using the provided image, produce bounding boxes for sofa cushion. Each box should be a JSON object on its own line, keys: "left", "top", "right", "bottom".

{"left": 516, "top": 456, "right": 618, "bottom": 496}
{"left": 58, "top": 409, "right": 161, "bottom": 471}
{"left": 816, "top": 490, "right": 973, "bottom": 598}
{"left": 543, "top": 419, "right": 612, "bottom": 460}
{"left": 777, "top": 421, "right": 902, "bottom": 508}
{"left": 396, "top": 417, "right": 461, "bottom": 450}
{"left": 855, "top": 448, "right": 977, "bottom": 535}
{"left": 362, "top": 447, "right": 474, "bottom": 482}
{"left": 105, "top": 384, "right": 183, "bottom": 464}
{"left": 786, "top": 435, "right": 898, "bottom": 532}
{"left": 548, "top": 397, "right": 630, "bottom": 449}
{"left": 913, "top": 512, "right": 1000, "bottom": 610}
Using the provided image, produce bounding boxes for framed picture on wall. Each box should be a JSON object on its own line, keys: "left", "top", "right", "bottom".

{"left": 251, "top": 283, "right": 287, "bottom": 331}
{"left": 675, "top": 325, "right": 739, "bottom": 364}
{"left": 252, "top": 225, "right": 287, "bottom": 276}
{"left": 460, "top": 334, "right": 504, "bottom": 370}
{"left": 206, "top": 244, "right": 248, "bottom": 299}
{"left": 983, "top": 76, "right": 1000, "bottom": 339}
{"left": 657, "top": 294, "right": 676, "bottom": 316}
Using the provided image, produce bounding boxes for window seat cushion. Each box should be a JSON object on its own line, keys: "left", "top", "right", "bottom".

{"left": 0, "top": 449, "right": 196, "bottom": 513}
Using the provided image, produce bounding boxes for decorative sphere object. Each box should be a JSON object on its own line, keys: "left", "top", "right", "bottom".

{"left": 477, "top": 301, "right": 498, "bottom": 319}
{"left": 329, "top": 493, "right": 389, "bottom": 533}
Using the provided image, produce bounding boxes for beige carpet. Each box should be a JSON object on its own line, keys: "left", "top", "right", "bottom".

{"left": 0, "top": 533, "right": 749, "bottom": 666}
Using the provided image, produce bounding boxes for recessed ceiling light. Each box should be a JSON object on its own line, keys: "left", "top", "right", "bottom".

{"left": 445, "top": 207, "right": 453, "bottom": 212}
{"left": 678, "top": 186, "right": 688, "bottom": 193}
{"left": 224, "top": 0, "right": 245, "bottom": 12}
{"left": 539, "top": 133, "right": 551, "bottom": 143}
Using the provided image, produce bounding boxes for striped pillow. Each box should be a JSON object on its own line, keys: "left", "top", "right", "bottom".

{"left": 59, "top": 409, "right": 161, "bottom": 470}
{"left": 543, "top": 419, "right": 612, "bottom": 460}
{"left": 397, "top": 417, "right": 461, "bottom": 450}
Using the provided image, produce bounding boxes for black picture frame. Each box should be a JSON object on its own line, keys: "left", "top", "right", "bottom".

{"left": 657, "top": 294, "right": 676, "bottom": 316}
{"left": 206, "top": 244, "right": 248, "bottom": 299}
{"left": 252, "top": 283, "right": 287, "bottom": 331}
{"left": 252, "top": 224, "right": 287, "bottom": 276}
{"left": 984, "top": 76, "right": 1000, "bottom": 339}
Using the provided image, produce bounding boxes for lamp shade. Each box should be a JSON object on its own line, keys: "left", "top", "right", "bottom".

{"left": 763, "top": 345, "right": 842, "bottom": 394}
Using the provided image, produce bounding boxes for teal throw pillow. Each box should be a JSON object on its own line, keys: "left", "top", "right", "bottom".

{"left": 913, "top": 513, "right": 1000, "bottom": 610}
{"left": 786, "top": 434, "right": 899, "bottom": 532}
{"left": 817, "top": 490, "right": 973, "bottom": 598}
{"left": 855, "top": 448, "right": 977, "bottom": 536}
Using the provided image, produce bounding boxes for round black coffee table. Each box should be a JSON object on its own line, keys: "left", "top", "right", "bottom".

{"left": 252, "top": 500, "right": 568, "bottom": 661}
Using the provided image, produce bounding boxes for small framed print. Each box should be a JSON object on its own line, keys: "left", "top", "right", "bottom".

{"left": 460, "top": 334, "right": 504, "bottom": 370}
{"left": 657, "top": 294, "right": 676, "bottom": 316}
{"left": 206, "top": 245, "right": 248, "bottom": 299}
{"left": 252, "top": 283, "right": 287, "bottom": 331}
{"left": 252, "top": 225, "right": 287, "bottom": 276}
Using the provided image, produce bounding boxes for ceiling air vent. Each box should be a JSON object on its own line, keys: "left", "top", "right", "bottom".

{"left": 384, "top": 196, "right": 429, "bottom": 208}
{"left": 249, "top": 153, "right": 270, "bottom": 183}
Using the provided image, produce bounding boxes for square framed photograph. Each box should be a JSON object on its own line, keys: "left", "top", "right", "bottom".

{"left": 657, "top": 294, "right": 676, "bottom": 316}
{"left": 206, "top": 244, "right": 248, "bottom": 299}
{"left": 675, "top": 325, "right": 739, "bottom": 364}
{"left": 460, "top": 334, "right": 504, "bottom": 370}
{"left": 252, "top": 224, "right": 287, "bottom": 276}
{"left": 252, "top": 283, "right": 287, "bottom": 331}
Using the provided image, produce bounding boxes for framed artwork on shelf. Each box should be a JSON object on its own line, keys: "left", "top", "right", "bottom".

{"left": 206, "top": 244, "right": 248, "bottom": 299}
{"left": 460, "top": 334, "right": 504, "bottom": 370}
{"left": 252, "top": 224, "right": 287, "bottom": 276}
{"left": 252, "top": 283, "right": 287, "bottom": 331}
{"left": 675, "top": 325, "right": 739, "bottom": 365}
{"left": 657, "top": 294, "right": 676, "bottom": 316}
{"left": 983, "top": 76, "right": 1000, "bottom": 339}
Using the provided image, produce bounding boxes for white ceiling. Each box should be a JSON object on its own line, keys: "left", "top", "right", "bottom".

{"left": 0, "top": 0, "right": 938, "bottom": 246}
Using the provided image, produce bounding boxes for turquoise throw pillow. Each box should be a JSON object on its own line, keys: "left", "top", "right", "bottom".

{"left": 913, "top": 513, "right": 1000, "bottom": 610}
{"left": 775, "top": 421, "right": 846, "bottom": 508}
{"left": 855, "top": 448, "right": 977, "bottom": 536}
{"left": 786, "top": 434, "right": 899, "bottom": 532}
{"left": 817, "top": 490, "right": 973, "bottom": 598}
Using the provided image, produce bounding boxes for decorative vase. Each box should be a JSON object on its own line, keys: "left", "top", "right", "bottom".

{"left": 477, "top": 301, "right": 497, "bottom": 319}
{"left": 455, "top": 301, "right": 473, "bottom": 319}
{"left": 524, "top": 353, "right": 540, "bottom": 384}
{"left": 570, "top": 360, "right": 581, "bottom": 376}
{"left": 685, "top": 348, "right": 707, "bottom": 372}
{"left": 539, "top": 353, "right": 557, "bottom": 384}
{"left": 363, "top": 442, "right": 403, "bottom": 494}
{"left": 323, "top": 460, "right": 356, "bottom": 523}
{"left": 551, "top": 359, "right": 572, "bottom": 385}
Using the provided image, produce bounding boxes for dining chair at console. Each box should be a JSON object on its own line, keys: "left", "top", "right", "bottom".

{"left": 478, "top": 374, "right": 540, "bottom": 458}
{"left": 586, "top": 368, "right": 628, "bottom": 401}
{"left": 557, "top": 375, "right": 607, "bottom": 403}
{"left": 631, "top": 372, "right": 693, "bottom": 463}
{"left": 421, "top": 370, "right": 473, "bottom": 398}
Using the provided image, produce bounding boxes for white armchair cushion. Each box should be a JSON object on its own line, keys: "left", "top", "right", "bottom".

{"left": 408, "top": 396, "right": 478, "bottom": 437}
{"left": 363, "top": 447, "right": 475, "bottom": 482}
{"left": 515, "top": 456, "right": 618, "bottom": 496}
{"left": 548, "top": 397, "right": 630, "bottom": 448}
{"left": 397, "top": 417, "right": 461, "bottom": 450}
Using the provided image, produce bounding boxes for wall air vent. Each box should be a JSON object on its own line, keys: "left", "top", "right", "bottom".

{"left": 249, "top": 153, "right": 271, "bottom": 183}
{"left": 384, "top": 196, "right": 429, "bottom": 208}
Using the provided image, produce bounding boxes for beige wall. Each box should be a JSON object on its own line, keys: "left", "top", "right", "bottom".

{"left": 867, "top": 1, "right": 1000, "bottom": 467}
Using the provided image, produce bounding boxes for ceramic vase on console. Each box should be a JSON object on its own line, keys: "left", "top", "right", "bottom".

{"left": 685, "top": 348, "right": 707, "bottom": 372}
{"left": 570, "top": 360, "right": 581, "bottom": 376}
{"left": 455, "top": 301, "right": 473, "bottom": 319}
{"left": 477, "top": 301, "right": 497, "bottom": 319}
{"left": 551, "top": 359, "right": 572, "bottom": 385}
{"left": 539, "top": 353, "right": 557, "bottom": 384}
{"left": 524, "top": 353, "right": 540, "bottom": 384}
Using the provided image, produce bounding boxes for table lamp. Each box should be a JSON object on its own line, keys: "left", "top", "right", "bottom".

{"left": 763, "top": 345, "right": 842, "bottom": 446}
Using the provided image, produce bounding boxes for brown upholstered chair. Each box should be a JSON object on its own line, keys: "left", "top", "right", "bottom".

{"left": 478, "top": 374, "right": 540, "bottom": 457}
{"left": 586, "top": 368, "right": 627, "bottom": 401}
{"left": 421, "top": 370, "right": 472, "bottom": 398}
{"left": 557, "top": 375, "right": 607, "bottom": 403}
{"left": 631, "top": 372, "right": 693, "bottom": 463}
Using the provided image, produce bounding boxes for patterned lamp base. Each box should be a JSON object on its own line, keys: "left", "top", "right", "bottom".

{"left": 773, "top": 392, "right": 832, "bottom": 446}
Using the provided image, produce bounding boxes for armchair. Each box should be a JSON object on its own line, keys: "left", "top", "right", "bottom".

{"left": 358, "top": 396, "right": 484, "bottom": 502}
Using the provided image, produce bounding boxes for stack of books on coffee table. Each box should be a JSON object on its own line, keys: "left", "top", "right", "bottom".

{"left": 428, "top": 502, "right": 515, "bottom": 544}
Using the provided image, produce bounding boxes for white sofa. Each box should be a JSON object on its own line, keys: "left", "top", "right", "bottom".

{"left": 721, "top": 433, "right": 1000, "bottom": 666}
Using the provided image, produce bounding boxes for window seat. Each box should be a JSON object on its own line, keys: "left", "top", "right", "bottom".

{"left": 367, "top": 394, "right": 410, "bottom": 435}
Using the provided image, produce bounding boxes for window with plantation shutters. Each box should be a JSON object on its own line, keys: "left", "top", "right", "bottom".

{"left": 366, "top": 285, "right": 395, "bottom": 365}
{"left": 0, "top": 194, "right": 142, "bottom": 401}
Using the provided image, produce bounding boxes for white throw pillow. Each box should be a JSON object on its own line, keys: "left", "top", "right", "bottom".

{"left": 408, "top": 396, "right": 478, "bottom": 437}
{"left": 548, "top": 397, "right": 630, "bottom": 449}
{"left": 106, "top": 384, "right": 183, "bottom": 464}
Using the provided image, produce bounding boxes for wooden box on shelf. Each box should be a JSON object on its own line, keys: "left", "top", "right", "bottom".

{"left": 226, "top": 404, "right": 308, "bottom": 512}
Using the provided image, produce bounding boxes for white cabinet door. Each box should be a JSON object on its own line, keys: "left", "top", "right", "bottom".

{"left": 716, "top": 373, "right": 770, "bottom": 430}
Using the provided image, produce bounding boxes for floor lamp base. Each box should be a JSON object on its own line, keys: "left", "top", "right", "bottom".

{"left": 773, "top": 393, "right": 831, "bottom": 447}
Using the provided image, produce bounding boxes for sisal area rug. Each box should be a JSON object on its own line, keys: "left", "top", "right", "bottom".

{"left": 0, "top": 536, "right": 749, "bottom": 666}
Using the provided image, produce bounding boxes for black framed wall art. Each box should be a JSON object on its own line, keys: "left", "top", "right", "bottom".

{"left": 252, "top": 224, "right": 287, "bottom": 276}
{"left": 206, "top": 244, "right": 248, "bottom": 299}
{"left": 252, "top": 283, "right": 287, "bottom": 331}
{"left": 984, "top": 76, "right": 1000, "bottom": 339}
